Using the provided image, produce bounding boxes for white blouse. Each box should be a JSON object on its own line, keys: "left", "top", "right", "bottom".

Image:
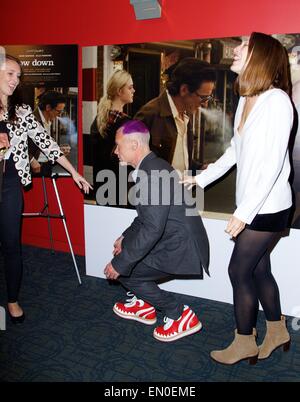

{"left": 195, "top": 88, "right": 293, "bottom": 224}
{"left": 4, "top": 104, "right": 63, "bottom": 186}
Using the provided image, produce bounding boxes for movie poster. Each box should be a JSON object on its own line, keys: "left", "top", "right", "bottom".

{"left": 82, "top": 35, "right": 300, "bottom": 229}
{"left": 3, "top": 44, "right": 78, "bottom": 172}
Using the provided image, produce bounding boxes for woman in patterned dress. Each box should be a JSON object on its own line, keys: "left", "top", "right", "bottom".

{"left": 0, "top": 54, "right": 92, "bottom": 324}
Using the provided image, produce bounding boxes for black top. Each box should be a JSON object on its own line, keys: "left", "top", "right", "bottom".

{"left": 0, "top": 121, "right": 19, "bottom": 202}
{"left": 0, "top": 121, "right": 8, "bottom": 201}
{"left": 90, "top": 110, "right": 130, "bottom": 174}
{"left": 0, "top": 121, "right": 8, "bottom": 169}
{"left": 90, "top": 111, "right": 132, "bottom": 205}
{"left": 0, "top": 120, "right": 8, "bottom": 133}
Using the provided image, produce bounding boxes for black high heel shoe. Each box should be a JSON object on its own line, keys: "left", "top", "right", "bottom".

{"left": 8, "top": 311, "right": 25, "bottom": 324}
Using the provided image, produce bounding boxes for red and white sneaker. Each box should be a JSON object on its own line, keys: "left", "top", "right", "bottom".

{"left": 113, "top": 292, "right": 157, "bottom": 325}
{"left": 153, "top": 305, "right": 202, "bottom": 342}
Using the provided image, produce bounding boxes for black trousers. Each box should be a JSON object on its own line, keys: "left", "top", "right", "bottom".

{"left": 0, "top": 157, "right": 23, "bottom": 303}
{"left": 118, "top": 262, "right": 184, "bottom": 320}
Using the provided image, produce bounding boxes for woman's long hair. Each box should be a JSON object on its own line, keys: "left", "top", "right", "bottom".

{"left": 0, "top": 54, "right": 23, "bottom": 123}
{"left": 96, "top": 69, "right": 132, "bottom": 137}
{"left": 236, "top": 32, "right": 291, "bottom": 97}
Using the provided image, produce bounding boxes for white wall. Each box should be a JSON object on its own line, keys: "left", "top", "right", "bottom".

{"left": 84, "top": 204, "right": 300, "bottom": 317}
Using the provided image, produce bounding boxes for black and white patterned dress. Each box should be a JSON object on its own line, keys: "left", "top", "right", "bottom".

{"left": 3, "top": 104, "right": 63, "bottom": 186}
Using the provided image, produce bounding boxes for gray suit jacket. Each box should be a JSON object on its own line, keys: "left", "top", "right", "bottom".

{"left": 112, "top": 152, "right": 210, "bottom": 278}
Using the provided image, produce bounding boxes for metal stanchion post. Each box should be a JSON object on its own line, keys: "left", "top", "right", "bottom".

{"left": 22, "top": 171, "right": 82, "bottom": 285}
{"left": 51, "top": 174, "right": 82, "bottom": 284}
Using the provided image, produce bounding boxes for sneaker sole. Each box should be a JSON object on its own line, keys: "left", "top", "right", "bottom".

{"left": 153, "top": 322, "right": 202, "bottom": 342}
{"left": 113, "top": 305, "right": 157, "bottom": 325}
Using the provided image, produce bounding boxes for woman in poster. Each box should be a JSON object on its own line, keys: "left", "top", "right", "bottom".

{"left": 90, "top": 69, "right": 134, "bottom": 205}
{"left": 182, "top": 32, "right": 292, "bottom": 365}
{"left": 0, "top": 54, "right": 92, "bottom": 324}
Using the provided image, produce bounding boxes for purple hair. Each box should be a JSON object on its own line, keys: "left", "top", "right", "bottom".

{"left": 120, "top": 119, "right": 149, "bottom": 135}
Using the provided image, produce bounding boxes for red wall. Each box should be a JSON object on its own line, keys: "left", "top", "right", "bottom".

{"left": 1, "top": 0, "right": 300, "bottom": 255}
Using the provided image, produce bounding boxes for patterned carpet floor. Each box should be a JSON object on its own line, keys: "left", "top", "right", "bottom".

{"left": 0, "top": 245, "right": 299, "bottom": 382}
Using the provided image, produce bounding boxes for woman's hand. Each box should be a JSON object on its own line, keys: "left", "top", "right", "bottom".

{"left": 0, "top": 133, "right": 9, "bottom": 161}
{"left": 0, "top": 133, "right": 9, "bottom": 148}
{"left": 225, "top": 216, "right": 246, "bottom": 238}
{"left": 0, "top": 149, "right": 5, "bottom": 161}
{"left": 56, "top": 155, "right": 93, "bottom": 194}
{"left": 179, "top": 175, "right": 196, "bottom": 190}
{"left": 71, "top": 171, "right": 93, "bottom": 194}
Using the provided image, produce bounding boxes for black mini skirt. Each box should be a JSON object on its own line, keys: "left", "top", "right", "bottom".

{"left": 245, "top": 207, "right": 291, "bottom": 232}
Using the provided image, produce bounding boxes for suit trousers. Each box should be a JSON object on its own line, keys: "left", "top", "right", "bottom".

{"left": 118, "top": 261, "right": 184, "bottom": 320}
{"left": 0, "top": 157, "right": 23, "bottom": 303}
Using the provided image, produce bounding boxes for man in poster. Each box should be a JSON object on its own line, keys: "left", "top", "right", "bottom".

{"left": 134, "top": 58, "right": 216, "bottom": 177}
{"left": 28, "top": 90, "right": 69, "bottom": 174}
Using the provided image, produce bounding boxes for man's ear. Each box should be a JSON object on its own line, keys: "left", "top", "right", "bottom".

{"left": 131, "top": 139, "right": 138, "bottom": 150}
{"left": 45, "top": 104, "right": 52, "bottom": 112}
{"left": 179, "top": 84, "right": 189, "bottom": 96}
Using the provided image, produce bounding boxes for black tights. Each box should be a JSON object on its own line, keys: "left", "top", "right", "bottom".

{"left": 228, "top": 228, "right": 282, "bottom": 335}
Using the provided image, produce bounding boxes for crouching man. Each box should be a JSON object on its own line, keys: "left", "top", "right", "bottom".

{"left": 104, "top": 120, "right": 210, "bottom": 342}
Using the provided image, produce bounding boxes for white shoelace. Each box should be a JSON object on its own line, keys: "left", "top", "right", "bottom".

{"left": 162, "top": 316, "right": 174, "bottom": 330}
{"left": 124, "top": 291, "right": 138, "bottom": 307}
{"left": 162, "top": 306, "right": 188, "bottom": 330}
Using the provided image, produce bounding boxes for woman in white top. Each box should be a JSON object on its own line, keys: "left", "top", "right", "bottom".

{"left": 0, "top": 54, "right": 92, "bottom": 324}
{"left": 182, "top": 32, "right": 293, "bottom": 365}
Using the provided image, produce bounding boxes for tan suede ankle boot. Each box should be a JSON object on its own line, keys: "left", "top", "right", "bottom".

{"left": 210, "top": 331, "right": 258, "bottom": 365}
{"left": 258, "top": 316, "right": 291, "bottom": 360}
